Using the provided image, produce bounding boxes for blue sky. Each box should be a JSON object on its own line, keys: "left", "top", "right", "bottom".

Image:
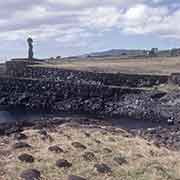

{"left": 0, "top": 0, "right": 180, "bottom": 60}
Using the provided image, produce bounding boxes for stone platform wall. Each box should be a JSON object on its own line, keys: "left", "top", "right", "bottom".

{"left": 0, "top": 77, "right": 143, "bottom": 110}
{"left": 5, "top": 59, "right": 169, "bottom": 88}
{"left": 0, "top": 77, "right": 177, "bottom": 124}
{"left": 25, "top": 66, "right": 169, "bottom": 88}
{"left": 5, "top": 59, "right": 43, "bottom": 77}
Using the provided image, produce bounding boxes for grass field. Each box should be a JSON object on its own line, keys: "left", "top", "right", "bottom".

{"left": 35, "top": 56, "right": 180, "bottom": 75}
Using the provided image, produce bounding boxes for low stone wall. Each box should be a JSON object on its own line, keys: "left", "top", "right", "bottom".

{"left": 0, "top": 77, "right": 143, "bottom": 110}
{"left": 24, "top": 66, "right": 169, "bottom": 88}
{"left": 0, "top": 77, "right": 177, "bottom": 124}
{"left": 5, "top": 59, "right": 170, "bottom": 88}
{"left": 2, "top": 61, "right": 179, "bottom": 124}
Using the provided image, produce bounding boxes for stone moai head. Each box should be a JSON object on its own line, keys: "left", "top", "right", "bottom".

{"left": 27, "top": 37, "right": 34, "bottom": 60}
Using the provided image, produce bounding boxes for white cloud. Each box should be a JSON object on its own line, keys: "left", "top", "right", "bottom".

{"left": 48, "top": 0, "right": 94, "bottom": 7}
{"left": 47, "top": 0, "right": 147, "bottom": 8}
{"left": 0, "top": 0, "right": 180, "bottom": 50}
{"left": 80, "top": 7, "right": 122, "bottom": 30}
{"left": 121, "top": 4, "right": 168, "bottom": 34}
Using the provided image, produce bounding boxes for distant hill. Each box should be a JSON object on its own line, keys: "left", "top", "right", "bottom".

{"left": 65, "top": 48, "right": 180, "bottom": 60}
{"left": 86, "top": 49, "right": 148, "bottom": 58}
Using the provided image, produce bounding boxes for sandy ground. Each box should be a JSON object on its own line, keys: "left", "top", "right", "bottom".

{"left": 0, "top": 118, "right": 180, "bottom": 180}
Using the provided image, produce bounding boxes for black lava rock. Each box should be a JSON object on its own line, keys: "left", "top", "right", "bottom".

{"left": 38, "top": 129, "right": 48, "bottom": 136}
{"left": 94, "top": 139, "right": 101, "bottom": 144}
{"left": 84, "top": 132, "right": 91, "bottom": 137}
{"left": 13, "top": 133, "right": 28, "bottom": 140}
{"left": 72, "top": 142, "right": 87, "bottom": 150}
{"left": 94, "top": 163, "right": 112, "bottom": 173}
{"left": 20, "top": 169, "right": 40, "bottom": 180}
{"left": 18, "top": 154, "right": 34, "bottom": 163}
{"left": 103, "top": 148, "right": 112, "bottom": 153}
{"left": 56, "top": 159, "right": 72, "bottom": 168}
{"left": 48, "top": 145, "right": 64, "bottom": 153}
{"left": 13, "top": 142, "right": 31, "bottom": 149}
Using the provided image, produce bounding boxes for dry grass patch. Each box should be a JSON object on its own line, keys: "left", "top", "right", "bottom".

{"left": 0, "top": 123, "right": 180, "bottom": 180}
{"left": 34, "top": 56, "right": 180, "bottom": 75}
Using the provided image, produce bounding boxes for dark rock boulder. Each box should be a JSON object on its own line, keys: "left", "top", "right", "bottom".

{"left": 20, "top": 169, "right": 41, "bottom": 180}
{"left": 18, "top": 154, "right": 34, "bottom": 163}
{"left": 56, "top": 159, "right": 72, "bottom": 168}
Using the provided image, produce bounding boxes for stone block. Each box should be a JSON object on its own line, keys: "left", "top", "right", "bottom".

{"left": 6, "top": 59, "right": 41, "bottom": 77}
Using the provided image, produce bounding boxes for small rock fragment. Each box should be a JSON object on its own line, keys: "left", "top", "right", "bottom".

{"left": 41, "top": 134, "right": 54, "bottom": 142}
{"left": 48, "top": 145, "right": 64, "bottom": 153}
{"left": 103, "top": 148, "right": 112, "bottom": 153}
{"left": 113, "top": 155, "right": 127, "bottom": 165}
{"left": 72, "top": 142, "right": 86, "bottom": 150}
{"left": 94, "top": 163, "right": 112, "bottom": 173}
{"left": 38, "top": 129, "right": 48, "bottom": 136}
{"left": 13, "top": 133, "right": 27, "bottom": 140}
{"left": 56, "top": 159, "right": 72, "bottom": 168}
{"left": 84, "top": 132, "right": 91, "bottom": 137}
{"left": 13, "top": 142, "right": 31, "bottom": 149}
{"left": 82, "top": 152, "right": 97, "bottom": 161}
{"left": 94, "top": 139, "right": 101, "bottom": 144}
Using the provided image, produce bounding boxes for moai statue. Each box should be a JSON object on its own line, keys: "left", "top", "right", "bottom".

{"left": 27, "top": 37, "right": 34, "bottom": 60}
{"left": 149, "top": 48, "right": 158, "bottom": 57}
